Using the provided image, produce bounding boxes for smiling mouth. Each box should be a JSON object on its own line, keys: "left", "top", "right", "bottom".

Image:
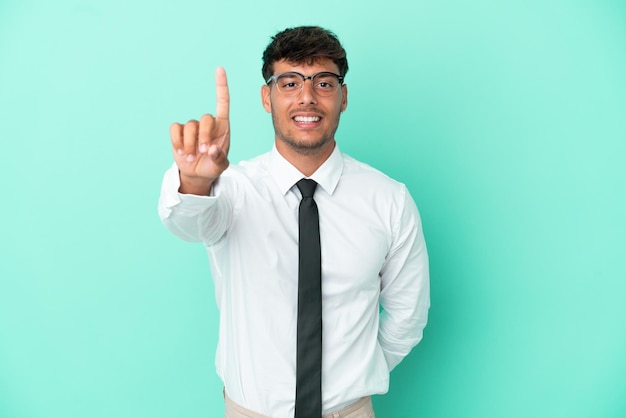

{"left": 293, "top": 116, "right": 321, "bottom": 123}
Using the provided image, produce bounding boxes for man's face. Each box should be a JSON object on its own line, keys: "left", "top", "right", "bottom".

{"left": 261, "top": 58, "right": 348, "bottom": 156}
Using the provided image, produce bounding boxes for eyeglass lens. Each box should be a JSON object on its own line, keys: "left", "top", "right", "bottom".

{"left": 274, "top": 72, "right": 340, "bottom": 96}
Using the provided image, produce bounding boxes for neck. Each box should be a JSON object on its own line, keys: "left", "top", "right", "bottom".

{"left": 275, "top": 139, "right": 336, "bottom": 177}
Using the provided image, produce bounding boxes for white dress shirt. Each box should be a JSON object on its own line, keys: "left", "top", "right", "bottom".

{"left": 158, "top": 145, "right": 430, "bottom": 417}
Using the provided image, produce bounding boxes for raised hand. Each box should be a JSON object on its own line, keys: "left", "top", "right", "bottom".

{"left": 170, "top": 67, "right": 230, "bottom": 195}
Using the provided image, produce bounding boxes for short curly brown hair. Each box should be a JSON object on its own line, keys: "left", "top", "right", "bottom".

{"left": 262, "top": 26, "right": 349, "bottom": 82}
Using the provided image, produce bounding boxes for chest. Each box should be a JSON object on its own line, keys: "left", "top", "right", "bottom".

{"left": 228, "top": 191, "right": 392, "bottom": 292}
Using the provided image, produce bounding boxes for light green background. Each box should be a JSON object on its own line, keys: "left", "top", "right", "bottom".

{"left": 1, "top": 0, "right": 625, "bottom": 417}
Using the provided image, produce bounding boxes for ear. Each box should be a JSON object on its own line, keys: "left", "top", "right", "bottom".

{"left": 340, "top": 84, "right": 348, "bottom": 112}
{"left": 261, "top": 85, "right": 272, "bottom": 113}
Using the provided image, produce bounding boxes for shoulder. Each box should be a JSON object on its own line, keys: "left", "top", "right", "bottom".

{"left": 210, "top": 151, "right": 274, "bottom": 201}
{"left": 340, "top": 153, "right": 408, "bottom": 196}
{"left": 221, "top": 151, "right": 272, "bottom": 179}
{"left": 338, "top": 153, "right": 422, "bottom": 239}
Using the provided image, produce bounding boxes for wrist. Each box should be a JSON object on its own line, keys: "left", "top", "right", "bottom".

{"left": 178, "top": 172, "right": 215, "bottom": 196}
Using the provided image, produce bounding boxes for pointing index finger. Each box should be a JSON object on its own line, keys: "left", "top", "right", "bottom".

{"left": 215, "top": 66, "right": 230, "bottom": 120}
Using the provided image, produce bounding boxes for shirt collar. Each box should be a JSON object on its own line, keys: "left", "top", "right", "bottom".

{"left": 269, "top": 144, "right": 344, "bottom": 196}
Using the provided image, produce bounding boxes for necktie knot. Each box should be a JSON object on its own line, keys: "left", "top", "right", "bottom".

{"left": 296, "top": 178, "right": 317, "bottom": 199}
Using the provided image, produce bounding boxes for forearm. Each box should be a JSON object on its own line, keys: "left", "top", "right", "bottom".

{"left": 378, "top": 274, "right": 429, "bottom": 370}
{"left": 378, "top": 249, "right": 430, "bottom": 370}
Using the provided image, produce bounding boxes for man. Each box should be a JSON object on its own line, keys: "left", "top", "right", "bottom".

{"left": 158, "top": 26, "right": 429, "bottom": 418}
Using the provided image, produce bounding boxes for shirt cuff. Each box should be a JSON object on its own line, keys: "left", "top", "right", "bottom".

{"left": 158, "top": 163, "right": 219, "bottom": 219}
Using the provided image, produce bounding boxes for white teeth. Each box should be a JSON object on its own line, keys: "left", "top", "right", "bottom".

{"left": 294, "top": 116, "right": 320, "bottom": 123}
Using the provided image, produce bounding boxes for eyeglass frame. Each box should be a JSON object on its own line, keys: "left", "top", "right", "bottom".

{"left": 265, "top": 71, "right": 345, "bottom": 96}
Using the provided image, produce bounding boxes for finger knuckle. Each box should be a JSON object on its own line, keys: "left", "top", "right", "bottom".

{"left": 200, "top": 114, "right": 215, "bottom": 124}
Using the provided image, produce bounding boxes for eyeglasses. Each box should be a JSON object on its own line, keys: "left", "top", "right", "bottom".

{"left": 266, "top": 71, "right": 344, "bottom": 97}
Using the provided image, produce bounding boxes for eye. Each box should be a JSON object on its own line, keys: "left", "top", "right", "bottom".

{"left": 314, "top": 74, "right": 338, "bottom": 91}
{"left": 277, "top": 74, "right": 302, "bottom": 91}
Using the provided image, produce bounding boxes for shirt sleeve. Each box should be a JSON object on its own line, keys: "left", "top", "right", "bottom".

{"left": 157, "top": 163, "right": 233, "bottom": 245}
{"left": 378, "top": 186, "right": 430, "bottom": 371}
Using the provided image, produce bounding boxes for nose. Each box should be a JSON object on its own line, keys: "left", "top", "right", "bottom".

{"left": 298, "top": 79, "right": 317, "bottom": 104}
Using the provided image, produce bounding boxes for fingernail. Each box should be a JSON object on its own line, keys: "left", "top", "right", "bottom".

{"left": 199, "top": 144, "right": 207, "bottom": 153}
{"left": 186, "top": 154, "right": 195, "bottom": 162}
{"left": 176, "top": 149, "right": 184, "bottom": 156}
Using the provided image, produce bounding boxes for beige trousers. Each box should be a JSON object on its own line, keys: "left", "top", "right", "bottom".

{"left": 224, "top": 392, "right": 376, "bottom": 418}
